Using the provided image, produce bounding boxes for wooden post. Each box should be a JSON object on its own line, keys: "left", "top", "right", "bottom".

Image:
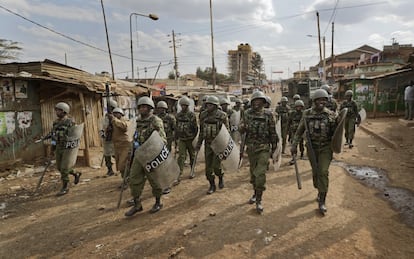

{"left": 79, "top": 92, "right": 91, "bottom": 167}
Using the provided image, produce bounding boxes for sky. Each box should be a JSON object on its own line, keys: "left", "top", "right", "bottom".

{"left": 1, "top": 0, "right": 413, "bottom": 81}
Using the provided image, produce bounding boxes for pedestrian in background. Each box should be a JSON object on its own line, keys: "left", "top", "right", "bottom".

{"left": 340, "top": 90, "right": 361, "bottom": 148}
{"left": 405, "top": 80, "right": 414, "bottom": 120}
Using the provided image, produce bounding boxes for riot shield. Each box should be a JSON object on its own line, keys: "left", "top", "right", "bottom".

{"left": 229, "top": 110, "right": 241, "bottom": 144}
{"left": 331, "top": 108, "right": 348, "bottom": 153}
{"left": 210, "top": 125, "right": 240, "bottom": 171}
{"left": 272, "top": 119, "right": 282, "bottom": 171}
{"left": 61, "top": 123, "right": 84, "bottom": 170}
{"left": 134, "top": 131, "right": 180, "bottom": 189}
{"left": 192, "top": 132, "right": 205, "bottom": 162}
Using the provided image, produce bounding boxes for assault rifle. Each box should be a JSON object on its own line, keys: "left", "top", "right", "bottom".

{"left": 292, "top": 154, "right": 302, "bottom": 190}
{"left": 304, "top": 118, "right": 319, "bottom": 177}
{"left": 238, "top": 132, "right": 246, "bottom": 169}
{"left": 117, "top": 133, "right": 139, "bottom": 209}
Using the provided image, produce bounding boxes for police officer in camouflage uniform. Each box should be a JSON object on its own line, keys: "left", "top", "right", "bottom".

{"left": 43, "top": 102, "right": 81, "bottom": 196}
{"left": 289, "top": 94, "right": 301, "bottom": 109}
{"left": 340, "top": 90, "right": 361, "bottom": 148}
{"left": 175, "top": 97, "right": 198, "bottom": 183}
{"left": 288, "top": 100, "right": 305, "bottom": 164}
{"left": 155, "top": 101, "right": 176, "bottom": 152}
{"left": 125, "top": 96, "right": 167, "bottom": 217}
{"left": 321, "top": 84, "right": 338, "bottom": 112}
{"left": 291, "top": 89, "right": 339, "bottom": 215}
{"left": 196, "top": 96, "right": 229, "bottom": 194}
{"left": 99, "top": 99, "right": 118, "bottom": 176}
{"left": 220, "top": 98, "right": 234, "bottom": 121}
{"left": 275, "top": 96, "right": 290, "bottom": 154}
{"left": 240, "top": 91, "right": 278, "bottom": 214}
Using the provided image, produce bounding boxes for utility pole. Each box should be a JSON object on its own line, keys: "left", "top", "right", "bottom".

{"left": 331, "top": 22, "right": 335, "bottom": 82}
{"left": 169, "top": 30, "right": 181, "bottom": 90}
{"left": 209, "top": 0, "right": 216, "bottom": 89}
{"left": 316, "top": 12, "right": 323, "bottom": 64}
{"left": 100, "top": 0, "right": 115, "bottom": 80}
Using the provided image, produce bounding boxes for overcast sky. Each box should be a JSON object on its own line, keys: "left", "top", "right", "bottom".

{"left": 1, "top": 0, "right": 413, "bottom": 80}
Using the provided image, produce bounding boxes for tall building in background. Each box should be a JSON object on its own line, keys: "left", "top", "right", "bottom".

{"left": 228, "top": 43, "right": 256, "bottom": 84}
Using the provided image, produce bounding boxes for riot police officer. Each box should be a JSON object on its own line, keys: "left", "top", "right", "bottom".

{"left": 275, "top": 96, "right": 290, "bottom": 154}
{"left": 321, "top": 84, "right": 338, "bottom": 112}
{"left": 291, "top": 89, "right": 339, "bottom": 215}
{"left": 340, "top": 90, "right": 361, "bottom": 148}
{"left": 287, "top": 100, "right": 305, "bottom": 163}
{"left": 239, "top": 91, "right": 278, "bottom": 214}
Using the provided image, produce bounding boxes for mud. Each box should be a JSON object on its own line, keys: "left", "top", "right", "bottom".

{"left": 334, "top": 161, "right": 414, "bottom": 228}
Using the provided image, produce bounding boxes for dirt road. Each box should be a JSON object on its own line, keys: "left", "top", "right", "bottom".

{"left": 1, "top": 113, "right": 414, "bottom": 258}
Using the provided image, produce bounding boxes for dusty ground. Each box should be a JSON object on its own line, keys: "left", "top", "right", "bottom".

{"left": 1, "top": 114, "right": 414, "bottom": 258}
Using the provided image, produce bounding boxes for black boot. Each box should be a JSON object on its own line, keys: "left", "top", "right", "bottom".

{"left": 105, "top": 156, "right": 114, "bottom": 176}
{"left": 256, "top": 190, "right": 263, "bottom": 214}
{"left": 300, "top": 152, "right": 304, "bottom": 160}
{"left": 218, "top": 176, "right": 224, "bottom": 189}
{"left": 206, "top": 179, "right": 216, "bottom": 195}
{"left": 162, "top": 187, "right": 171, "bottom": 195}
{"left": 149, "top": 197, "right": 163, "bottom": 214}
{"left": 318, "top": 192, "right": 327, "bottom": 215}
{"left": 56, "top": 182, "right": 69, "bottom": 196}
{"left": 73, "top": 172, "right": 82, "bottom": 185}
{"left": 349, "top": 139, "right": 353, "bottom": 148}
{"left": 345, "top": 138, "right": 349, "bottom": 145}
{"left": 248, "top": 190, "right": 257, "bottom": 204}
{"left": 124, "top": 199, "right": 143, "bottom": 217}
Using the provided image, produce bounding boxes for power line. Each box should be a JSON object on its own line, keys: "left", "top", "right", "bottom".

{"left": 0, "top": 4, "right": 161, "bottom": 63}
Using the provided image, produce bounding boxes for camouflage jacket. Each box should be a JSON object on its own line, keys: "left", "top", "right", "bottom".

{"left": 275, "top": 105, "right": 290, "bottom": 125}
{"left": 287, "top": 109, "right": 303, "bottom": 136}
{"left": 48, "top": 116, "right": 75, "bottom": 147}
{"left": 157, "top": 112, "right": 176, "bottom": 140}
{"left": 340, "top": 100, "right": 360, "bottom": 120}
{"left": 293, "top": 107, "right": 338, "bottom": 148}
{"left": 175, "top": 110, "right": 198, "bottom": 141}
{"left": 135, "top": 114, "right": 166, "bottom": 145}
{"left": 111, "top": 116, "right": 130, "bottom": 144}
{"left": 197, "top": 108, "right": 229, "bottom": 146}
{"left": 240, "top": 108, "right": 278, "bottom": 153}
{"left": 326, "top": 97, "right": 338, "bottom": 112}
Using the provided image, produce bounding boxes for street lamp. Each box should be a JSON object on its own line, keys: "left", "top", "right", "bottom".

{"left": 130, "top": 13, "right": 158, "bottom": 81}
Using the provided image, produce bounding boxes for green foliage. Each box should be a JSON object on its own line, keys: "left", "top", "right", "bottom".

{"left": 0, "top": 39, "right": 22, "bottom": 63}
{"left": 195, "top": 67, "right": 230, "bottom": 85}
{"left": 168, "top": 70, "right": 176, "bottom": 79}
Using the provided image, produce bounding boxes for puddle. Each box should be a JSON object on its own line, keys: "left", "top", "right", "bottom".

{"left": 333, "top": 161, "right": 414, "bottom": 228}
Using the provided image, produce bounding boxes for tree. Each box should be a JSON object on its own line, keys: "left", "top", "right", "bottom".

{"left": 0, "top": 39, "right": 22, "bottom": 63}
{"left": 195, "top": 67, "right": 230, "bottom": 85}
{"left": 251, "top": 53, "right": 267, "bottom": 85}
{"left": 168, "top": 70, "right": 176, "bottom": 79}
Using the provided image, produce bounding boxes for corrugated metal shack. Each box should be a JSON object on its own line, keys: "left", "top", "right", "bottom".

{"left": 0, "top": 59, "right": 147, "bottom": 168}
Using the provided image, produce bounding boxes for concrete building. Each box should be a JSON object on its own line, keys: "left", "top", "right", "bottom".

{"left": 228, "top": 43, "right": 256, "bottom": 84}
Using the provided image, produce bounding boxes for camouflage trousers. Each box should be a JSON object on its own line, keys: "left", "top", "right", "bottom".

{"left": 308, "top": 145, "right": 333, "bottom": 193}
{"left": 128, "top": 158, "right": 162, "bottom": 202}
{"left": 247, "top": 147, "right": 269, "bottom": 191}
{"left": 55, "top": 146, "right": 75, "bottom": 184}
{"left": 281, "top": 124, "right": 289, "bottom": 152}
{"left": 177, "top": 139, "right": 196, "bottom": 175}
{"left": 204, "top": 144, "right": 223, "bottom": 181}
{"left": 344, "top": 117, "right": 357, "bottom": 141}
{"left": 113, "top": 142, "right": 131, "bottom": 177}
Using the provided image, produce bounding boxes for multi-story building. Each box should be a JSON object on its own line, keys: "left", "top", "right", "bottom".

{"left": 228, "top": 43, "right": 256, "bottom": 84}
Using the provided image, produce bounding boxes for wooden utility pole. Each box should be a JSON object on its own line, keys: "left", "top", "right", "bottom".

{"left": 331, "top": 22, "right": 335, "bottom": 82}
{"left": 209, "top": 0, "right": 216, "bottom": 89}
{"left": 316, "top": 12, "right": 322, "bottom": 63}
{"left": 100, "top": 0, "right": 115, "bottom": 80}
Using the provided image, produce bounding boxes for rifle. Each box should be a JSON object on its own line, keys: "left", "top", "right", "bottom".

{"left": 35, "top": 156, "right": 53, "bottom": 193}
{"left": 105, "top": 82, "right": 113, "bottom": 142}
{"left": 238, "top": 132, "right": 246, "bottom": 169}
{"left": 117, "top": 133, "right": 139, "bottom": 209}
{"left": 189, "top": 150, "right": 199, "bottom": 179}
{"left": 292, "top": 154, "right": 302, "bottom": 190}
{"left": 304, "top": 118, "right": 319, "bottom": 177}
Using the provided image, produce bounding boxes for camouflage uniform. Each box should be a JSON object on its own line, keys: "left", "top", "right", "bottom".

{"left": 196, "top": 102, "right": 229, "bottom": 193}
{"left": 287, "top": 109, "right": 304, "bottom": 158}
{"left": 275, "top": 103, "right": 290, "bottom": 153}
{"left": 128, "top": 114, "right": 166, "bottom": 210}
{"left": 340, "top": 98, "right": 360, "bottom": 147}
{"left": 157, "top": 111, "right": 176, "bottom": 152}
{"left": 240, "top": 91, "right": 278, "bottom": 213}
{"left": 111, "top": 115, "right": 131, "bottom": 177}
{"left": 175, "top": 109, "right": 198, "bottom": 179}
{"left": 292, "top": 89, "right": 339, "bottom": 215}
{"left": 326, "top": 97, "right": 338, "bottom": 112}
